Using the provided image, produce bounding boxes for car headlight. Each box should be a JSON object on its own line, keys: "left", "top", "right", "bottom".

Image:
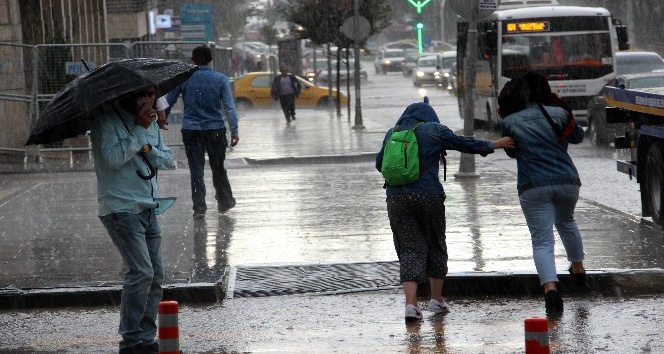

{"left": 416, "top": 71, "right": 424, "bottom": 77}
{"left": 444, "top": 72, "right": 449, "bottom": 78}
{"left": 384, "top": 60, "right": 391, "bottom": 64}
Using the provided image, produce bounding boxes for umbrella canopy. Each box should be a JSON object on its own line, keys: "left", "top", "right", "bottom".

{"left": 26, "top": 58, "right": 198, "bottom": 146}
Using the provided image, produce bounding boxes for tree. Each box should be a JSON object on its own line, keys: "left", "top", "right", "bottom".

{"left": 214, "top": 0, "right": 256, "bottom": 44}
{"left": 277, "top": 0, "right": 391, "bottom": 48}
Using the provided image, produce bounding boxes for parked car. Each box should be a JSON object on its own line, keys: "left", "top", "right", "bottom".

{"left": 232, "top": 71, "right": 348, "bottom": 110}
{"left": 374, "top": 48, "right": 406, "bottom": 74}
{"left": 304, "top": 59, "right": 367, "bottom": 84}
{"left": 613, "top": 51, "right": 664, "bottom": 75}
{"left": 412, "top": 54, "right": 440, "bottom": 86}
{"left": 435, "top": 51, "right": 457, "bottom": 90}
{"left": 587, "top": 51, "right": 664, "bottom": 146}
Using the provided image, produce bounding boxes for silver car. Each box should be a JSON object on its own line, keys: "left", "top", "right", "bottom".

{"left": 412, "top": 54, "right": 440, "bottom": 86}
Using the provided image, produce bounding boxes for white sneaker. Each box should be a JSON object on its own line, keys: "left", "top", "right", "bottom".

{"left": 404, "top": 304, "right": 423, "bottom": 322}
{"left": 427, "top": 298, "right": 450, "bottom": 313}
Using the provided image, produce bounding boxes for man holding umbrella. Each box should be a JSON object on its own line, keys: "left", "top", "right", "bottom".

{"left": 91, "top": 87, "right": 176, "bottom": 354}
{"left": 25, "top": 58, "right": 198, "bottom": 354}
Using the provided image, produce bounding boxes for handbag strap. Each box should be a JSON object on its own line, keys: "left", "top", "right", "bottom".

{"left": 537, "top": 102, "right": 560, "bottom": 136}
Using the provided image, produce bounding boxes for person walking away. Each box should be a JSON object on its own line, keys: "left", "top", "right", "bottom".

{"left": 90, "top": 86, "right": 177, "bottom": 354}
{"left": 375, "top": 101, "right": 514, "bottom": 323}
{"left": 271, "top": 65, "right": 301, "bottom": 124}
{"left": 498, "top": 71, "right": 587, "bottom": 314}
{"left": 166, "top": 45, "right": 239, "bottom": 219}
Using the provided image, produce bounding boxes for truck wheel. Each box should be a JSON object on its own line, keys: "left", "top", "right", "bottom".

{"left": 646, "top": 143, "right": 664, "bottom": 225}
{"left": 589, "top": 114, "right": 608, "bottom": 146}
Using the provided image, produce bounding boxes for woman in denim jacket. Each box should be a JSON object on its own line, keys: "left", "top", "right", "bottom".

{"left": 499, "top": 72, "right": 587, "bottom": 314}
{"left": 376, "top": 101, "right": 514, "bottom": 323}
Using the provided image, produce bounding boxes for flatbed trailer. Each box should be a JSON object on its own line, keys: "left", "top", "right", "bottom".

{"left": 605, "top": 85, "right": 664, "bottom": 224}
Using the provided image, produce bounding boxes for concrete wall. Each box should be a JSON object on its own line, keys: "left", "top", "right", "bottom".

{"left": 0, "top": 0, "right": 29, "bottom": 150}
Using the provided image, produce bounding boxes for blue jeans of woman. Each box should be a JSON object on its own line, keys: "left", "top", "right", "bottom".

{"left": 100, "top": 209, "right": 163, "bottom": 349}
{"left": 182, "top": 128, "right": 235, "bottom": 211}
{"left": 519, "top": 184, "right": 585, "bottom": 285}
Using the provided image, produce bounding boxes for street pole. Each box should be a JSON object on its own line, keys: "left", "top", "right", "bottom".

{"left": 352, "top": 0, "right": 365, "bottom": 130}
{"left": 455, "top": 0, "right": 479, "bottom": 178}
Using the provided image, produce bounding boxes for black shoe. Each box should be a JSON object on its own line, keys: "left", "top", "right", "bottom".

{"left": 218, "top": 198, "right": 236, "bottom": 213}
{"left": 291, "top": 114, "right": 296, "bottom": 121}
{"left": 568, "top": 266, "right": 592, "bottom": 292}
{"left": 119, "top": 344, "right": 147, "bottom": 354}
{"left": 544, "top": 290, "right": 563, "bottom": 314}
{"left": 143, "top": 342, "right": 158, "bottom": 354}
{"left": 193, "top": 209, "right": 206, "bottom": 219}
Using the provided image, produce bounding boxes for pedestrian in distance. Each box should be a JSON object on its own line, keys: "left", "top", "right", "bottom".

{"left": 90, "top": 86, "right": 177, "bottom": 354}
{"left": 498, "top": 71, "right": 587, "bottom": 315}
{"left": 166, "top": 45, "right": 239, "bottom": 219}
{"left": 375, "top": 100, "right": 515, "bottom": 324}
{"left": 271, "top": 65, "right": 302, "bottom": 124}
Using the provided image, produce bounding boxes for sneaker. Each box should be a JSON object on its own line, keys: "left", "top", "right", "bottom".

{"left": 545, "top": 290, "right": 564, "bottom": 314}
{"left": 404, "top": 304, "right": 423, "bottom": 323}
{"left": 427, "top": 298, "right": 450, "bottom": 314}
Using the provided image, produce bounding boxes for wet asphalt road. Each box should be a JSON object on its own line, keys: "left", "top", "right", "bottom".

{"left": 1, "top": 66, "right": 663, "bottom": 353}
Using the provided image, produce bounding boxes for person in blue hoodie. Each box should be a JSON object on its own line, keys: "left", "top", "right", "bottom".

{"left": 376, "top": 101, "right": 514, "bottom": 323}
{"left": 498, "top": 72, "right": 587, "bottom": 315}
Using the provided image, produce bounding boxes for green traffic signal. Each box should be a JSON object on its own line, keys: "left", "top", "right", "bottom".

{"left": 416, "top": 22, "right": 424, "bottom": 29}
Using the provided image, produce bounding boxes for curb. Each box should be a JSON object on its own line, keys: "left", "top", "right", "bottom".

{"left": 2, "top": 269, "right": 663, "bottom": 310}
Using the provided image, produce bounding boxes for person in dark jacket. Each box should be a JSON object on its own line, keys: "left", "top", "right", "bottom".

{"left": 376, "top": 101, "right": 514, "bottom": 323}
{"left": 499, "top": 72, "right": 587, "bottom": 315}
{"left": 271, "top": 65, "right": 302, "bottom": 124}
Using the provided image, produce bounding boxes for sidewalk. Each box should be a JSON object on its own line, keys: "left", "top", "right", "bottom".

{"left": 1, "top": 108, "right": 664, "bottom": 310}
{"left": 3, "top": 107, "right": 664, "bottom": 353}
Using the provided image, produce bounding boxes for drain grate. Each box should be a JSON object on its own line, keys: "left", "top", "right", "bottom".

{"left": 231, "top": 261, "right": 400, "bottom": 298}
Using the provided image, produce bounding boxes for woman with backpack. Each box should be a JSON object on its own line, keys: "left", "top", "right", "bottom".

{"left": 498, "top": 72, "right": 587, "bottom": 314}
{"left": 375, "top": 101, "right": 514, "bottom": 323}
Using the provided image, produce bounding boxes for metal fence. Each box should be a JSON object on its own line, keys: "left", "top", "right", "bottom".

{"left": 0, "top": 40, "right": 240, "bottom": 171}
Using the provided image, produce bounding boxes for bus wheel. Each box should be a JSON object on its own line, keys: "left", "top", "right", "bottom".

{"left": 646, "top": 143, "right": 664, "bottom": 225}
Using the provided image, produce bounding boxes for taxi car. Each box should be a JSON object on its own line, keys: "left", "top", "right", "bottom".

{"left": 232, "top": 71, "right": 348, "bottom": 110}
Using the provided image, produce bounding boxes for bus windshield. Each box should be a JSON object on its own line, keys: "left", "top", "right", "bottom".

{"left": 501, "top": 32, "right": 613, "bottom": 80}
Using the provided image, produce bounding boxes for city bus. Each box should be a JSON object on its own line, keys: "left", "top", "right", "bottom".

{"left": 456, "top": 2, "right": 630, "bottom": 130}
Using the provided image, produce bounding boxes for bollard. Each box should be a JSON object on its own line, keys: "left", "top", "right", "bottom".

{"left": 158, "top": 300, "right": 180, "bottom": 354}
{"left": 525, "top": 317, "right": 549, "bottom": 354}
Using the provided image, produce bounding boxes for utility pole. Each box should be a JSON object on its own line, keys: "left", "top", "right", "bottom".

{"left": 455, "top": 0, "right": 479, "bottom": 178}
{"left": 352, "top": 0, "right": 364, "bottom": 130}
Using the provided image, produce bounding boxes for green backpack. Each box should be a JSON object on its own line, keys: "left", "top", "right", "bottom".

{"left": 380, "top": 122, "right": 424, "bottom": 186}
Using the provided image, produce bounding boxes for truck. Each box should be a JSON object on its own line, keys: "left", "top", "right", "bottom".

{"left": 605, "top": 85, "right": 664, "bottom": 225}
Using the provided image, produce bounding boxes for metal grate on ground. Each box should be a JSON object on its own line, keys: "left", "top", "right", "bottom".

{"left": 229, "top": 261, "right": 401, "bottom": 298}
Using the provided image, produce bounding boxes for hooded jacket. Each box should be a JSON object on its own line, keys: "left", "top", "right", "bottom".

{"left": 376, "top": 102, "right": 495, "bottom": 197}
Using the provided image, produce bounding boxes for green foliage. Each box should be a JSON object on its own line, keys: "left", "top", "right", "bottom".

{"left": 277, "top": 0, "right": 392, "bottom": 48}
{"left": 214, "top": 1, "right": 256, "bottom": 41}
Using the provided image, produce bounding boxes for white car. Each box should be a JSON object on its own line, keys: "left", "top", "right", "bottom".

{"left": 435, "top": 51, "right": 457, "bottom": 90}
{"left": 412, "top": 54, "right": 440, "bottom": 86}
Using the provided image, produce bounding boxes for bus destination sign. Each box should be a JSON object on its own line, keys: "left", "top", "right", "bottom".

{"left": 505, "top": 21, "right": 550, "bottom": 34}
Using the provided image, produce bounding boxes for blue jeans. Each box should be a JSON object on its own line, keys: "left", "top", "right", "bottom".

{"left": 100, "top": 210, "right": 163, "bottom": 349}
{"left": 519, "top": 184, "right": 585, "bottom": 285}
{"left": 182, "top": 129, "right": 234, "bottom": 211}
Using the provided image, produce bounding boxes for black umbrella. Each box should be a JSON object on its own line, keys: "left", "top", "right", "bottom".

{"left": 25, "top": 58, "right": 198, "bottom": 146}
